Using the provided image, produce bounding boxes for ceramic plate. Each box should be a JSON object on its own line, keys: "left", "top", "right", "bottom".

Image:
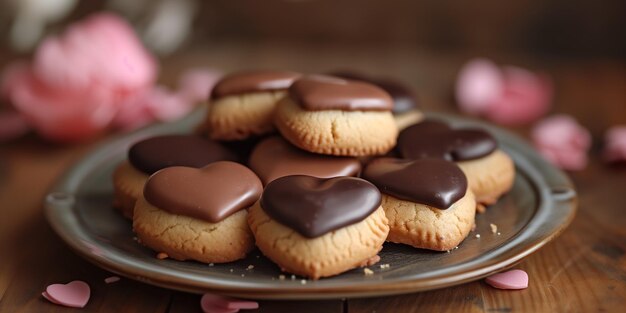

{"left": 44, "top": 109, "right": 577, "bottom": 299}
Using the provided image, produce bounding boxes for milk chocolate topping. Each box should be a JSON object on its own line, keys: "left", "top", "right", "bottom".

{"left": 212, "top": 70, "right": 301, "bottom": 98}
{"left": 363, "top": 158, "right": 467, "bottom": 209}
{"left": 329, "top": 71, "right": 418, "bottom": 114}
{"left": 398, "top": 119, "right": 497, "bottom": 161}
{"left": 249, "top": 137, "right": 361, "bottom": 185}
{"left": 289, "top": 75, "right": 393, "bottom": 111}
{"left": 260, "top": 175, "right": 381, "bottom": 238}
{"left": 128, "top": 135, "right": 238, "bottom": 174}
{"left": 143, "top": 161, "right": 263, "bottom": 223}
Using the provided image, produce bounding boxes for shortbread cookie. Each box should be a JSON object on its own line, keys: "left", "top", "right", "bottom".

{"left": 248, "top": 136, "right": 361, "bottom": 184}
{"left": 397, "top": 119, "right": 515, "bottom": 208}
{"left": 274, "top": 75, "right": 398, "bottom": 156}
{"left": 248, "top": 175, "right": 389, "bottom": 279}
{"left": 133, "top": 161, "right": 262, "bottom": 263}
{"left": 113, "top": 135, "right": 237, "bottom": 218}
{"left": 330, "top": 71, "right": 423, "bottom": 130}
{"left": 204, "top": 70, "right": 301, "bottom": 140}
{"left": 363, "top": 158, "right": 476, "bottom": 251}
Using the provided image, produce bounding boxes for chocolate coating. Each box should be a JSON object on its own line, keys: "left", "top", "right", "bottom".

{"left": 212, "top": 70, "right": 301, "bottom": 98}
{"left": 398, "top": 119, "right": 497, "bottom": 161}
{"left": 128, "top": 135, "right": 238, "bottom": 174}
{"left": 289, "top": 75, "right": 393, "bottom": 111}
{"left": 260, "top": 175, "right": 381, "bottom": 238}
{"left": 144, "top": 161, "right": 263, "bottom": 223}
{"left": 363, "top": 158, "right": 468, "bottom": 209}
{"left": 329, "top": 71, "right": 418, "bottom": 114}
{"left": 249, "top": 136, "right": 361, "bottom": 185}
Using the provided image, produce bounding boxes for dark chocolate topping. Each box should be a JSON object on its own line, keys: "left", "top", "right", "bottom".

{"left": 144, "top": 161, "right": 263, "bottom": 223}
{"left": 128, "top": 135, "right": 238, "bottom": 174}
{"left": 289, "top": 75, "right": 393, "bottom": 111}
{"left": 329, "top": 71, "right": 418, "bottom": 114}
{"left": 249, "top": 137, "right": 361, "bottom": 185}
{"left": 212, "top": 70, "right": 301, "bottom": 98}
{"left": 260, "top": 175, "right": 381, "bottom": 238}
{"left": 363, "top": 158, "right": 468, "bottom": 209}
{"left": 398, "top": 119, "right": 497, "bottom": 161}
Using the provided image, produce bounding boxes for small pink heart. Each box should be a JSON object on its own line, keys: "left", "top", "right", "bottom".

{"left": 201, "top": 293, "right": 259, "bottom": 312}
{"left": 485, "top": 269, "right": 529, "bottom": 290}
{"left": 45, "top": 280, "right": 91, "bottom": 308}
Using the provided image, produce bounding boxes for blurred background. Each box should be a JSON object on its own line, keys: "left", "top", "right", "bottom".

{"left": 0, "top": 0, "right": 624, "bottom": 135}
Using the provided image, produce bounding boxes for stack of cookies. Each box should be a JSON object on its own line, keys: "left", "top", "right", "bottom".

{"left": 112, "top": 70, "right": 515, "bottom": 279}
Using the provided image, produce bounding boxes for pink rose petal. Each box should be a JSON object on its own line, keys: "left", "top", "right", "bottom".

{"left": 178, "top": 68, "right": 223, "bottom": 103}
{"left": 201, "top": 293, "right": 259, "bottom": 311}
{"left": 531, "top": 115, "right": 591, "bottom": 171}
{"left": 456, "top": 58, "right": 503, "bottom": 115}
{"left": 604, "top": 126, "right": 626, "bottom": 163}
{"left": 486, "top": 269, "right": 529, "bottom": 290}
{"left": 45, "top": 280, "right": 90, "bottom": 308}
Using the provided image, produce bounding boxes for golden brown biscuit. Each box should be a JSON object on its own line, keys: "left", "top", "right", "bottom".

{"left": 133, "top": 196, "right": 254, "bottom": 263}
{"left": 274, "top": 97, "right": 398, "bottom": 156}
{"left": 382, "top": 190, "right": 476, "bottom": 251}
{"left": 206, "top": 91, "right": 285, "bottom": 140}
{"left": 112, "top": 161, "right": 148, "bottom": 219}
{"left": 248, "top": 202, "right": 389, "bottom": 279}
{"left": 457, "top": 149, "right": 515, "bottom": 206}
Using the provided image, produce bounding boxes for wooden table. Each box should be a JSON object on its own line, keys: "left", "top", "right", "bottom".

{"left": 1, "top": 44, "right": 625, "bottom": 312}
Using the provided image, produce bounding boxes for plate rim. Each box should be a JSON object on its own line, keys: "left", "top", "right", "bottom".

{"left": 44, "top": 111, "right": 577, "bottom": 299}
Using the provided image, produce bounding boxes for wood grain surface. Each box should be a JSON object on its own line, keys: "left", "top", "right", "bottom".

{"left": 1, "top": 43, "right": 624, "bottom": 312}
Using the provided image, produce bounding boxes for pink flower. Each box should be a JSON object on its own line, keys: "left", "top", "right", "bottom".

{"left": 457, "top": 59, "right": 552, "bottom": 126}
{"left": 1, "top": 13, "right": 161, "bottom": 142}
{"left": 531, "top": 115, "right": 591, "bottom": 170}
{"left": 604, "top": 126, "right": 626, "bottom": 163}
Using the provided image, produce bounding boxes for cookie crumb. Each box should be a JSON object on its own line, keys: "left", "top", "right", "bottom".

{"left": 104, "top": 276, "right": 120, "bottom": 284}
{"left": 379, "top": 264, "right": 390, "bottom": 269}
{"left": 246, "top": 265, "right": 254, "bottom": 270}
{"left": 156, "top": 252, "right": 168, "bottom": 260}
{"left": 476, "top": 204, "right": 487, "bottom": 214}
{"left": 208, "top": 263, "right": 214, "bottom": 267}
{"left": 454, "top": 246, "right": 459, "bottom": 250}
{"left": 300, "top": 279, "right": 307, "bottom": 285}
{"left": 364, "top": 268, "right": 374, "bottom": 275}
{"left": 278, "top": 275, "right": 286, "bottom": 280}
{"left": 475, "top": 234, "right": 481, "bottom": 239}
{"left": 490, "top": 223, "right": 498, "bottom": 234}
{"left": 497, "top": 232, "right": 501, "bottom": 236}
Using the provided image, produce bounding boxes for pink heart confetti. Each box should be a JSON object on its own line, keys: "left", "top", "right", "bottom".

{"left": 44, "top": 280, "right": 90, "bottom": 308}
{"left": 604, "top": 125, "right": 626, "bottom": 163}
{"left": 485, "top": 269, "right": 529, "bottom": 290}
{"left": 201, "top": 293, "right": 259, "bottom": 313}
{"left": 531, "top": 115, "right": 591, "bottom": 171}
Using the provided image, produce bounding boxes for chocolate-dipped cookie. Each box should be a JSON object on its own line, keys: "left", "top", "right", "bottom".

{"left": 248, "top": 136, "right": 361, "bottom": 185}
{"left": 273, "top": 75, "right": 398, "bottom": 157}
{"left": 133, "top": 161, "right": 262, "bottom": 263}
{"left": 247, "top": 175, "right": 389, "bottom": 279}
{"left": 330, "top": 71, "right": 423, "bottom": 130}
{"left": 203, "top": 70, "right": 302, "bottom": 140}
{"left": 112, "top": 135, "right": 237, "bottom": 218}
{"left": 363, "top": 158, "right": 476, "bottom": 251}
{"left": 397, "top": 119, "right": 515, "bottom": 210}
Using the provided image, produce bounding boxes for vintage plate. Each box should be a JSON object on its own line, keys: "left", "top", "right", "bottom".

{"left": 44, "top": 109, "right": 577, "bottom": 299}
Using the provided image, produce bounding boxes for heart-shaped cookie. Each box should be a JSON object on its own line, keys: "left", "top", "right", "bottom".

{"left": 329, "top": 71, "right": 419, "bottom": 114}
{"left": 363, "top": 158, "right": 467, "bottom": 209}
{"left": 397, "top": 119, "right": 497, "bottom": 161}
{"left": 289, "top": 75, "right": 393, "bottom": 111}
{"left": 44, "top": 280, "right": 90, "bottom": 308}
{"left": 128, "top": 135, "right": 238, "bottom": 174}
{"left": 143, "top": 161, "right": 262, "bottom": 222}
{"left": 211, "top": 70, "right": 302, "bottom": 99}
{"left": 260, "top": 175, "right": 381, "bottom": 238}
{"left": 249, "top": 136, "right": 361, "bottom": 184}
